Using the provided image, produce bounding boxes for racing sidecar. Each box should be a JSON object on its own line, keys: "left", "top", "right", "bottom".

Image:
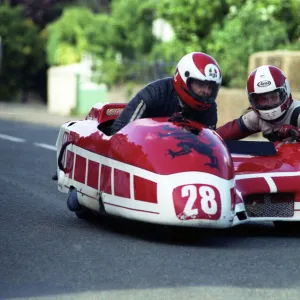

{"left": 54, "top": 102, "right": 300, "bottom": 230}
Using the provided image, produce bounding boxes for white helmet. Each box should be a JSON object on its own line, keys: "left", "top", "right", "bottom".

{"left": 247, "top": 65, "right": 292, "bottom": 121}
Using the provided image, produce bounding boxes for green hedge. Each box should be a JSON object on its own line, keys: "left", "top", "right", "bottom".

{"left": 44, "top": 0, "right": 300, "bottom": 89}
{"left": 0, "top": 5, "right": 46, "bottom": 100}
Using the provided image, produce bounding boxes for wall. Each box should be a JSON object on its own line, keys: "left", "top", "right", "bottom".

{"left": 47, "top": 64, "right": 80, "bottom": 116}
{"left": 47, "top": 61, "right": 107, "bottom": 116}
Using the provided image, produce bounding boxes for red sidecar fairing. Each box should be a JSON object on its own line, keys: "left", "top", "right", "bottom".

{"left": 230, "top": 140, "right": 300, "bottom": 223}
{"left": 55, "top": 103, "right": 237, "bottom": 228}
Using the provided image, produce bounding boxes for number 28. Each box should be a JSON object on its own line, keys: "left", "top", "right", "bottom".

{"left": 173, "top": 184, "right": 221, "bottom": 220}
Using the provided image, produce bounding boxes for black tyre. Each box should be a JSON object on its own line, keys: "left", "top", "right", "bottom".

{"left": 67, "top": 188, "right": 81, "bottom": 212}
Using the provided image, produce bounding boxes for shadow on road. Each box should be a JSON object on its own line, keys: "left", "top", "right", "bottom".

{"left": 69, "top": 213, "right": 297, "bottom": 247}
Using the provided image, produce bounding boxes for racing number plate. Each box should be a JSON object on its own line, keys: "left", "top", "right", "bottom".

{"left": 173, "top": 184, "right": 221, "bottom": 220}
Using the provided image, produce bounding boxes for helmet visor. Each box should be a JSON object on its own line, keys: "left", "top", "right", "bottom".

{"left": 249, "top": 88, "right": 287, "bottom": 111}
{"left": 187, "top": 78, "right": 220, "bottom": 104}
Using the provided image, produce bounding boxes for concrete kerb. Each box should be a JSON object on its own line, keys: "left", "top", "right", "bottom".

{"left": 0, "top": 102, "right": 81, "bottom": 128}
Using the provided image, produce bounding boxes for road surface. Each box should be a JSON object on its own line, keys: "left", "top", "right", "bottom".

{"left": 0, "top": 119, "right": 299, "bottom": 300}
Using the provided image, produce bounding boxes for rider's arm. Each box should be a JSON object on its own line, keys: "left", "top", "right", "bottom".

{"left": 110, "top": 84, "right": 158, "bottom": 135}
{"left": 216, "top": 110, "right": 260, "bottom": 140}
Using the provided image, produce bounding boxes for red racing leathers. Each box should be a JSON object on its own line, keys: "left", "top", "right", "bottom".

{"left": 216, "top": 99, "right": 300, "bottom": 142}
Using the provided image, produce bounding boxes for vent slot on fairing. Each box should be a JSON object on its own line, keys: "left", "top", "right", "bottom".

{"left": 244, "top": 193, "right": 294, "bottom": 218}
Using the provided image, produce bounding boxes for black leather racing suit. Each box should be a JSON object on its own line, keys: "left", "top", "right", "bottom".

{"left": 110, "top": 77, "right": 218, "bottom": 135}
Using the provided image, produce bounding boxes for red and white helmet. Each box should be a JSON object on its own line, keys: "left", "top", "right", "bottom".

{"left": 173, "top": 52, "right": 222, "bottom": 111}
{"left": 247, "top": 65, "right": 292, "bottom": 121}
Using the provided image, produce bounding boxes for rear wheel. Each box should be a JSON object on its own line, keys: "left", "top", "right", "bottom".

{"left": 67, "top": 187, "right": 81, "bottom": 212}
{"left": 67, "top": 187, "right": 96, "bottom": 221}
{"left": 67, "top": 187, "right": 106, "bottom": 221}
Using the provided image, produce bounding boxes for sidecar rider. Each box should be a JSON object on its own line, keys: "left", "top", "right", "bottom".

{"left": 110, "top": 52, "right": 223, "bottom": 135}
{"left": 216, "top": 65, "right": 300, "bottom": 141}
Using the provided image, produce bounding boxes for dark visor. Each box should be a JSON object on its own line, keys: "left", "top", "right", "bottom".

{"left": 249, "top": 88, "right": 287, "bottom": 110}
{"left": 187, "top": 78, "right": 220, "bottom": 104}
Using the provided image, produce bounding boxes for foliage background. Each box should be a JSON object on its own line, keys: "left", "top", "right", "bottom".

{"left": 0, "top": 0, "right": 300, "bottom": 101}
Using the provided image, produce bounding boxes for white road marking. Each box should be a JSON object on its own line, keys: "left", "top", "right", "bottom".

{"left": 0, "top": 133, "right": 25, "bottom": 143}
{"left": 34, "top": 142, "right": 57, "bottom": 151}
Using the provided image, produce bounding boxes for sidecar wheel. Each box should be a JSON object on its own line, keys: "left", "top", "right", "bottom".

{"left": 67, "top": 187, "right": 82, "bottom": 212}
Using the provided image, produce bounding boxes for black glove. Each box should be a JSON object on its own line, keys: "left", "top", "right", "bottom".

{"left": 278, "top": 124, "right": 300, "bottom": 141}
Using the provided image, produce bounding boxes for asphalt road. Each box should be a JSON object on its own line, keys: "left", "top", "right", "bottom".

{"left": 1, "top": 118, "right": 300, "bottom": 300}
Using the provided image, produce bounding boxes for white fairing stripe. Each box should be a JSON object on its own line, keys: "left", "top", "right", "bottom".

{"left": 264, "top": 177, "right": 277, "bottom": 193}
{"left": 253, "top": 65, "right": 277, "bottom": 93}
{"left": 130, "top": 100, "right": 146, "bottom": 121}
{"left": 236, "top": 171, "right": 300, "bottom": 180}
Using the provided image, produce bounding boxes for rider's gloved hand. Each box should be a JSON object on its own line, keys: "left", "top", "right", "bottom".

{"left": 168, "top": 112, "right": 186, "bottom": 122}
{"left": 278, "top": 124, "right": 300, "bottom": 140}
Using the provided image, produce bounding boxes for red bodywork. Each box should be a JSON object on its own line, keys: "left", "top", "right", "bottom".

{"left": 232, "top": 142, "right": 300, "bottom": 206}
{"left": 57, "top": 103, "right": 235, "bottom": 224}
{"left": 57, "top": 103, "right": 300, "bottom": 225}
{"left": 62, "top": 113, "right": 234, "bottom": 180}
{"left": 61, "top": 118, "right": 234, "bottom": 211}
{"left": 102, "top": 121, "right": 230, "bottom": 176}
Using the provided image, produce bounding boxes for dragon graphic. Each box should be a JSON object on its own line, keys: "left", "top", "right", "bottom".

{"left": 158, "top": 125, "right": 219, "bottom": 170}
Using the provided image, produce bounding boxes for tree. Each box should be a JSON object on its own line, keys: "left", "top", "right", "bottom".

{"left": 156, "top": 0, "right": 231, "bottom": 44}
{"left": 45, "top": 7, "right": 97, "bottom": 66}
{"left": 0, "top": 4, "right": 46, "bottom": 101}
{"left": 63, "top": 0, "right": 112, "bottom": 13}
{"left": 9, "top": 0, "right": 62, "bottom": 28}
{"left": 84, "top": 0, "right": 158, "bottom": 85}
{"left": 206, "top": 1, "right": 289, "bottom": 87}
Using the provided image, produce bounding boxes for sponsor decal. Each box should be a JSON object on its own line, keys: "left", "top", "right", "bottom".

{"left": 205, "top": 64, "right": 220, "bottom": 80}
{"left": 173, "top": 184, "right": 221, "bottom": 220}
{"left": 257, "top": 80, "right": 271, "bottom": 87}
{"left": 157, "top": 125, "right": 219, "bottom": 170}
{"left": 106, "top": 108, "right": 123, "bottom": 116}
